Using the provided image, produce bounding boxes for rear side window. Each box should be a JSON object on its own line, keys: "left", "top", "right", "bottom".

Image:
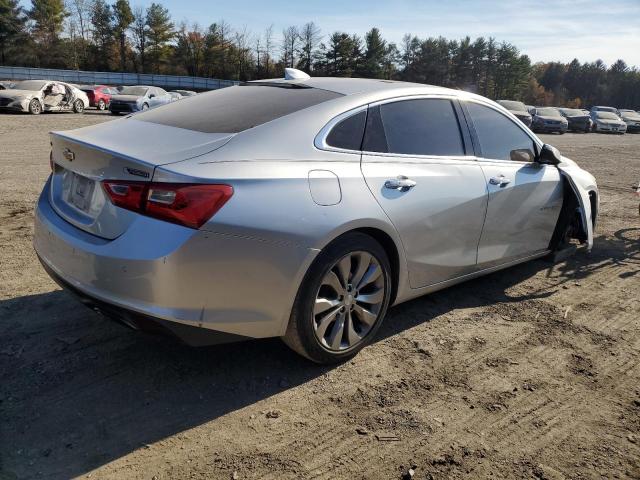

{"left": 466, "top": 102, "right": 536, "bottom": 162}
{"left": 363, "top": 99, "right": 465, "bottom": 156}
{"left": 326, "top": 110, "right": 366, "bottom": 150}
{"left": 136, "top": 85, "right": 343, "bottom": 133}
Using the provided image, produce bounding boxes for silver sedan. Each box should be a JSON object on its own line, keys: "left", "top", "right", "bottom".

{"left": 34, "top": 69, "right": 598, "bottom": 363}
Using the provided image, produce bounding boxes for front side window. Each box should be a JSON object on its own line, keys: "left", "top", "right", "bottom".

{"left": 466, "top": 102, "right": 536, "bottom": 162}
{"left": 363, "top": 98, "right": 465, "bottom": 156}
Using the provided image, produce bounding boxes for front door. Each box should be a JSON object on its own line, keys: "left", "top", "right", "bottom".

{"left": 360, "top": 97, "right": 488, "bottom": 288}
{"left": 463, "top": 101, "right": 563, "bottom": 267}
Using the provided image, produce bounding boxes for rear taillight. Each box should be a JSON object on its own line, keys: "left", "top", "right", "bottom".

{"left": 102, "top": 181, "right": 233, "bottom": 229}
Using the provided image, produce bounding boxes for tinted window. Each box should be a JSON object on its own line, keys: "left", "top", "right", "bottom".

{"left": 136, "top": 85, "right": 343, "bottom": 133}
{"left": 363, "top": 99, "right": 465, "bottom": 156}
{"left": 326, "top": 110, "right": 366, "bottom": 150}
{"left": 466, "top": 102, "right": 536, "bottom": 162}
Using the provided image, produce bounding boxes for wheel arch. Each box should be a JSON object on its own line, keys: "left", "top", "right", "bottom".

{"left": 316, "top": 226, "right": 403, "bottom": 305}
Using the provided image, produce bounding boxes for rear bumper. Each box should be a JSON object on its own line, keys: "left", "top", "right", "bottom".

{"left": 39, "top": 256, "right": 249, "bottom": 346}
{"left": 34, "top": 179, "right": 316, "bottom": 340}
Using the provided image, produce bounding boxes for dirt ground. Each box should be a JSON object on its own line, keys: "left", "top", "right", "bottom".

{"left": 0, "top": 111, "right": 639, "bottom": 480}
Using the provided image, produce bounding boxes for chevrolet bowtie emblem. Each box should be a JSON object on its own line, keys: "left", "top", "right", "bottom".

{"left": 62, "top": 148, "right": 75, "bottom": 162}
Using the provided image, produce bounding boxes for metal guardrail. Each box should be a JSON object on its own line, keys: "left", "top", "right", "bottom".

{"left": 0, "top": 66, "right": 239, "bottom": 90}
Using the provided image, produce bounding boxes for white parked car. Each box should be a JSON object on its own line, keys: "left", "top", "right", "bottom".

{"left": 0, "top": 80, "right": 89, "bottom": 114}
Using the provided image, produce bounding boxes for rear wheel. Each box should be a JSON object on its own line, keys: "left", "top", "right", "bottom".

{"left": 73, "top": 100, "right": 84, "bottom": 114}
{"left": 283, "top": 232, "right": 392, "bottom": 364}
{"left": 28, "top": 99, "right": 41, "bottom": 115}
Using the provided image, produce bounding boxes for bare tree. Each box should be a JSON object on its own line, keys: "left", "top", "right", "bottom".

{"left": 131, "top": 6, "right": 147, "bottom": 72}
{"left": 281, "top": 25, "right": 298, "bottom": 68}
{"left": 298, "top": 21, "right": 320, "bottom": 73}
{"left": 263, "top": 24, "right": 274, "bottom": 77}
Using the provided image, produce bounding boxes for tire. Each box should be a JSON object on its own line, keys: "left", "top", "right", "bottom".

{"left": 283, "top": 232, "right": 393, "bottom": 364}
{"left": 142, "top": 103, "right": 149, "bottom": 111}
{"left": 28, "top": 99, "right": 42, "bottom": 115}
{"left": 549, "top": 190, "right": 581, "bottom": 252}
{"left": 73, "top": 100, "right": 84, "bottom": 114}
{"left": 98, "top": 99, "right": 106, "bottom": 110}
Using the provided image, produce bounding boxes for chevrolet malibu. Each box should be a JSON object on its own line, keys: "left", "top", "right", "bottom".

{"left": 34, "top": 69, "right": 598, "bottom": 364}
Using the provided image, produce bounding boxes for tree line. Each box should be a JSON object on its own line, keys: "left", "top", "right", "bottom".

{"left": 1, "top": 0, "right": 639, "bottom": 108}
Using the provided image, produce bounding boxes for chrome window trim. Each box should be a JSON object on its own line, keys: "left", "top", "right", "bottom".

{"left": 314, "top": 93, "right": 475, "bottom": 161}
{"left": 314, "top": 104, "right": 369, "bottom": 154}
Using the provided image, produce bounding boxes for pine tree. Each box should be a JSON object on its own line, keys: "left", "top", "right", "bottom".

{"left": 112, "top": 0, "right": 133, "bottom": 71}
{"left": 360, "top": 27, "right": 386, "bottom": 78}
{"left": 0, "top": 0, "right": 25, "bottom": 64}
{"left": 91, "top": 0, "right": 112, "bottom": 70}
{"left": 28, "top": 0, "right": 67, "bottom": 46}
{"left": 145, "top": 2, "right": 173, "bottom": 74}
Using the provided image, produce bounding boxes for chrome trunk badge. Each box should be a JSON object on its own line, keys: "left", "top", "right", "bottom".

{"left": 62, "top": 148, "right": 75, "bottom": 162}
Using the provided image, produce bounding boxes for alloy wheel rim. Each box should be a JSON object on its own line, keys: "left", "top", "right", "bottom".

{"left": 313, "top": 251, "right": 385, "bottom": 352}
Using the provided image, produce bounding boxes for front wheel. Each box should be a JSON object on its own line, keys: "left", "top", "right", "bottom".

{"left": 28, "top": 99, "right": 42, "bottom": 115}
{"left": 283, "top": 232, "right": 392, "bottom": 364}
{"left": 97, "top": 99, "right": 106, "bottom": 110}
{"left": 142, "top": 103, "right": 149, "bottom": 111}
{"left": 73, "top": 100, "right": 84, "bottom": 114}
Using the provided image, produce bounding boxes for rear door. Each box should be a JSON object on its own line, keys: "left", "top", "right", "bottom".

{"left": 360, "top": 96, "right": 488, "bottom": 288}
{"left": 463, "top": 100, "right": 563, "bottom": 267}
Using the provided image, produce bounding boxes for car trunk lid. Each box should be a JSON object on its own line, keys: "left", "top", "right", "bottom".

{"left": 49, "top": 118, "right": 234, "bottom": 239}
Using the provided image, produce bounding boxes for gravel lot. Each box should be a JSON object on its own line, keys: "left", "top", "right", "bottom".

{"left": 1, "top": 112, "right": 639, "bottom": 480}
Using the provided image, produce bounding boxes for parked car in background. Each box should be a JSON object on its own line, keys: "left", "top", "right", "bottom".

{"left": 170, "top": 89, "right": 197, "bottom": 97}
{"left": 526, "top": 105, "right": 536, "bottom": 115}
{"left": 109, "top": 85, "right": 173, "bottom": 115}
{"left": 496, "top": 100, "right": 532, "bottom": 127}
{"left": 0, "top": 80, "right": 89, "bottom": 114}
{"left": 591, "top": 106, "right": 620, "bottom": 116}
{"left": 531, "top": 107, "right": 568, "bottom": 134}
{"left": 78, "top": 85, "right": 117, "bottom": 110}
{"left": 34, "top": 70, "right": 598, "bottom": 363}
{"left": 559, "top": 108, "right": 592, "bottom": 133}
{"left": 168, "top": 91, "right": 183, "bottom": 102}
{"left": 0, "top": 81, "right": 10, "bottom": 90}
{"left": 618, "top": 109, "right": 640, "bottom": 132}
{"left": 590, "top": 111, "right": 627, "bottom": 134}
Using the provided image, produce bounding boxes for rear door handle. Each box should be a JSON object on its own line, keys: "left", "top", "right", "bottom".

{"left": 489, "top": 175, "right": 511, "bottom": 186}
{"left": 384, "top": 176, "right": 417, "bottom": 191}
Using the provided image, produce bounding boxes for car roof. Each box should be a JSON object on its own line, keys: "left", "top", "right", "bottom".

{"left": 250, "top": 76, "right": 453, "bottom": 96}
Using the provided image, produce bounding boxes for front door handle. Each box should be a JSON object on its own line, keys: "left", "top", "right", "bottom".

{"left": 384, "top": 175, "right": 417, "bottom": 191}
{"left": 489, "top": 175, "right": 511, "bottom": 186}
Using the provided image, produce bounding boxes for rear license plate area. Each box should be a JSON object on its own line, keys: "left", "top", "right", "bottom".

{"left": 67, "top": 173, "right": 95, "bottom": 213}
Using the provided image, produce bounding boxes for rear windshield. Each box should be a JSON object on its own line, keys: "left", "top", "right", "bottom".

{"left": 497, "top": 100, "right": 526, "bottom": 112}
{"left": 560, "top": 109, "right": 582, "bottom": 116}
{"left": 135, "top": 84, "right": 343, "bottom": 133}
{"left": 536, "top": 107, "right": 561, "bottom": 117}
{"left": 120, "top": 86, "right": 148, "bottom": 96}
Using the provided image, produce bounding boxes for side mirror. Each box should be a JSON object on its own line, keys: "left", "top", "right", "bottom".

{"left": 537, "top": 144, "right": 562, "bottom": 165}
{"left": 149, "top": 93, "right": 156, "bottom": 98}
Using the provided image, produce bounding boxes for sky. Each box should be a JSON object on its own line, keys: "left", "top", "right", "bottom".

{"left": 131, "top": 0, "right": 639, "bottom": 67}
